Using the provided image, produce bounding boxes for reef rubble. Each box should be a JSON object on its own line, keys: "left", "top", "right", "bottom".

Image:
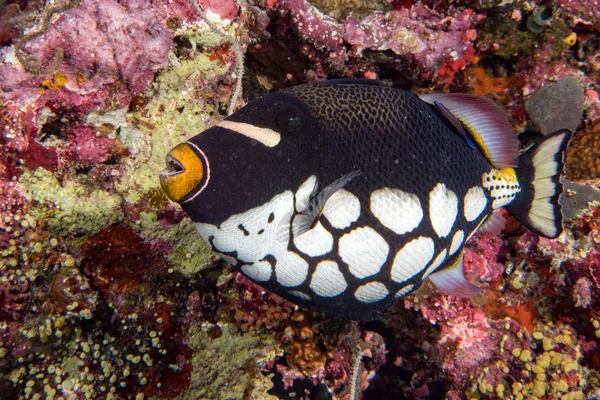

{"left": 1, "top": 0, "right": 599, "bottom": 399}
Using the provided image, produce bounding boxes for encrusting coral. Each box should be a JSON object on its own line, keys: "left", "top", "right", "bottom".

{"left": 1, "top": 0, "right": 599, "bottom": 399}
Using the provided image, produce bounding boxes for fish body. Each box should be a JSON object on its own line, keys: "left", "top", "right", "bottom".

{"left": 160, "top": 80, "right": 571, "bottom": 321}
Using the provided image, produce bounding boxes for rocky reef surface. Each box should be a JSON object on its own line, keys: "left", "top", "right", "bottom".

{"left": 0, "top": 0, "right": 599, "bottom": 399}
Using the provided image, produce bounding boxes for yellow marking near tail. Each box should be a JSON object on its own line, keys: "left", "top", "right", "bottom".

{"left": 482, "top": 168, "right": 521, "bottom": 209}
{"left": 498, "top": 167, "right": 518, "bottom": 184}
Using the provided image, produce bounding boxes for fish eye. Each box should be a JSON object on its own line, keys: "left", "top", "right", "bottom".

{"left": 286, "top": 116, "right": 303, "bottom": 131}
{"left": 276, "top": 107, "right": 305, "bottom": 133}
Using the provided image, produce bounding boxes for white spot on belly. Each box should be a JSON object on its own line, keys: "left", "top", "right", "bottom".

{"left": 449, "top": 230, "right": 464, "bottom": 256}
{"left": 464, "top": 186, "right": 487, "bottom": 222}
{"left": 429, "top": 183, "right": 458, "bottom": 238}
{"left": 338, "top": 226, "right": 389, "bottom": 279}
{"left": 422, "top": 248, "right": 448, "bottom": 279}
{"left": 395, "top": 284, "right": 415, "bottom": 298}
{"left": 322, "top": 189, "right": 361, "bottom": 229}
{"left": 196, "top": 191, "right": 313, "bottom": 288}
{"left": 200, "top": 191, "right": 294, "bottom": 262}
{"left": 370, "top": 188, "right": 423, "bottom": 235}
{"left": 310, "top": 260, "right": 347, "bottom": 297}
{"left": 391, "top": 236, "right": 434, "bottom": 283}
{"left": 276, "top": 251, "right": 309, "bottom": 287}
{"left": 354, "top": 282, "right": 389, "bottom": 303}
{"left": 241, "top": 260, "right": 271, "bottom": 282}
{"left": 217, "top": 120, "right": 281, "bottom": 147}
{"left": 292, "top": 219, "right": 334, "bottom": 257}
{"left": 295, "top": 176, "right": 317, "bottom": 212}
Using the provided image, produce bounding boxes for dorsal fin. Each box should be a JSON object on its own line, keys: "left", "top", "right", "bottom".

{"left": 419, "top": 93, "right": 520, "bottom": 168}
{"left": 431, "top": 101, "right": 477, "bottom": 149}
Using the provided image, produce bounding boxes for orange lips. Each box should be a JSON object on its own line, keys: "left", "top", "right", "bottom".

{"left": 159, "top": 143, "right": 204, "bottom": 202}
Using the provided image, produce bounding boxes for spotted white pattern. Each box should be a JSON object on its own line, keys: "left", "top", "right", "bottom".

{"left": 322, "top": 189, "right": 361, "bottom": 229}
{"left": 395, "top": 284, "right": 415, "bottom": 298}
{"left": 421, "top": 248, "right": 448, "bottom": 279}
{"left": 391, "top": 236, "right": 435, "bottom": 283}
{"left": 275, "top": 251, "right": 309, "bottom": 287}
{"left": 241, "top": 261, "right": 271, "bottom": 282}
{"left": 295, "top": 176, "right": 317, "bottom": 212}
{"left": 289, "top": 290, "right": 311, "bottom": 301}
{"left": 194, "top": 192, "right": 294, "bottom": 259}
{"left": 194, "top": 190, "right": 310, "bottom": 288}
{"left": 310, "top": 260, "right": 347, "bottom": 297}
{"left": 370, "top": 188, "right": 423, "bottom": 235}
{"left": 449, "top": 230, "right": 464, "bottom": 256}
{"left": 463, "top": 186, "right": 488, "bottom": 222}
{"left": 338, "top": 227, "right": 389, "bottom": 279}
{"left": 482, "top": 169, "right": 520, "bottom": 209}
{"left": 354, "top": 282, "right": 389, "bottom": 303}
{"left": 429, "top": 183, "right": 458, "bottom": 238}
{"left": 292, "top": 219, "right": 334, "bottom": 257}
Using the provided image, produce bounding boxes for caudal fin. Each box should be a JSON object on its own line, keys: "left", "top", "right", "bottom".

{"left": 506, "top": 130, "right": 572, "bottom": 238}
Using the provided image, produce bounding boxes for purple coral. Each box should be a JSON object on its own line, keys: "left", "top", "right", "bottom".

{"left": 277, "top": 0, "right": 479, "bottom": 85}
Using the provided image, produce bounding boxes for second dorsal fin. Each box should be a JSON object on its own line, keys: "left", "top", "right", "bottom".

{"left": 420, "top": 93, "right": 520, "bottom": 168}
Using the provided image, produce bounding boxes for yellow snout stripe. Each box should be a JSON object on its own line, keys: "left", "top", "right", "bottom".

{"left": 160, "top": 143, "right": 204, "bottom": 203}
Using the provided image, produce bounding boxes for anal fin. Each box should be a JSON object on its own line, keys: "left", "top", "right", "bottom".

{"left": 428, "top": 253, "right": 483, "bottom": 297}
{"left": 474, "top": 212, "right": 507, "bottom": 237}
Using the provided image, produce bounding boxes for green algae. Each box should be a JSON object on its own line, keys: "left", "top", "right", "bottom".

{"left": 183, "top": 324, "right": 280, "bottom": 400}
{"left": 18, "top": 168, "right": 123, "bottom": 236}
{"left": 16, "top": 20, "right": 232, "bottom": 274}
{"left": 176, "top": 19, "right": 240, "bottom": 50}
{"left": 478, "top": 15, "right": 568, "bottom": 60}
{"left": 115, "top": 20, "right": 233, "bottom": 204}
{"left": 137, "top": 212, "right": 213, "bottom": 275}
{"left": 116, "top": 51, "right": 228, "bottom": 204}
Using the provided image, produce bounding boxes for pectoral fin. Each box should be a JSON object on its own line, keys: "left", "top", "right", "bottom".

{"left": 293, "top": 170, "right": 362, "bottom": 238}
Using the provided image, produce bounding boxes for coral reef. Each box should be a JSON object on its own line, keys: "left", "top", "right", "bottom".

{"left": 566, "top": 121, "right": 600, "bottom": 180}
{"left": 1, "top": 0, "right": 600, "bottom": 399}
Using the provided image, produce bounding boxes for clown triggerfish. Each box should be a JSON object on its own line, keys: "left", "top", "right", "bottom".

{"left": 160, "top": 79, "right": 571, "bottom": 321}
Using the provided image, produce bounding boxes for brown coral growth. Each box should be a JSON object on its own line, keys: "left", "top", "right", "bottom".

{"left": 566, "top": 121, "right": 600, "bottom": 180}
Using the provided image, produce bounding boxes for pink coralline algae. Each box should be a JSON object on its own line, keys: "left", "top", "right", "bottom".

{"left": 64, "top": 123, "right": 115, "bottom": 165}
{"left": 558, "top": 0, "right": 600, "bottom": 30}
{"left": 344, "top": 7, "right": 479, "bottom": 83}
{"left": 277, "top": 0, "right": 479, "bottom": 85}
{"left": 0, "top": 0, "right": 175, "bottom": 181}
{"left": 195, "top": 0, "right": 240, "bottom": 21}
{"left": 1, "top": 0, "right": 174, "bottom": 102}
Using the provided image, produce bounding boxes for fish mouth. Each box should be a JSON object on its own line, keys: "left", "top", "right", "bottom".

{"left": 161, "top": 154, "right": 186, "bottom": 178}
{"left": 159, "top": 143, "right": 204, "bottom": 203}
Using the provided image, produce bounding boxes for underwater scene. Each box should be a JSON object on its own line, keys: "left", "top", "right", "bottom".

{"left": 1, "top": 0, "right": 600, "bottom": 399}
